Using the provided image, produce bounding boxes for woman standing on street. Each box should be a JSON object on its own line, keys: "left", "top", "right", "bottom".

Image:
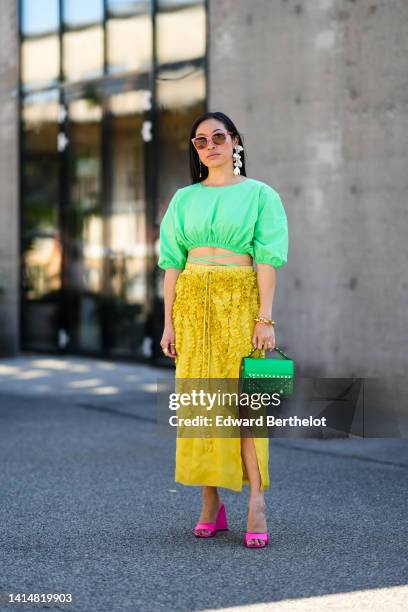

{"left": 158, "top": 111, "right": 288, "bottom": 548}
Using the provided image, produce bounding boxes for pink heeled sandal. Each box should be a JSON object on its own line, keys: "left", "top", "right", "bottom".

{"left": 244, "top": 532, "right": 269, "bottom": 548}
{"left": 193, "top": 503, "right": 228, "bottom": 538}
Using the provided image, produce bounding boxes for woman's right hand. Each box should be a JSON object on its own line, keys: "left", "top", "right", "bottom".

{"left": 160, "top": 324, "right": 177, "bottom": 359}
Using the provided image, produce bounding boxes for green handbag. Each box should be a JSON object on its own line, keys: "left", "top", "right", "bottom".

{"left": 239, "top": 346, "right": 295, "bottom": 397}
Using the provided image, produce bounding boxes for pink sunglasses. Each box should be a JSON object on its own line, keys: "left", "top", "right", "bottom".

{"left": 191, "top": 130, "right": 233, "bottom": 150}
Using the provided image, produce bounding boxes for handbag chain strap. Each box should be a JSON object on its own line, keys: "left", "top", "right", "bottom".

{"left": 245, "top": 345, "right": 291, "bottom": 360}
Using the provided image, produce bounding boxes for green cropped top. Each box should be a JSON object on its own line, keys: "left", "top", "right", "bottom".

{"left": 157, "top": 177, "right": 288, "bottom": 270}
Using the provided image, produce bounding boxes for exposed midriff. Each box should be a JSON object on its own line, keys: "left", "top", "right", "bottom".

{"left": 187, "top": 246, "right": 253, "bottom": 267}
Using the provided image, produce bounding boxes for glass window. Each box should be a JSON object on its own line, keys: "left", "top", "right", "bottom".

{"left": 19, "top": 0, "right": 208, "bottom": 360}
{"left": 106, "top": 4, "right": 152, "bottom": 75}
{"left": 21, "top": 89, "right": 61, "bottom": 350}
{"left": 63, "top": 26, "right": 104, "bottom": 81}
{"left": 156, "top": 0, "right": 205, "bottom": 65}
{"left": 157, "top": 0, "right": 200, "bottom": 8}
{"left": 104, "top": 91, "right": 148, "bottom": 355}
{"left": 21, "top": 0, "right": 60, "bottom": 92}
{"left": 21, "top": 37, "right": 60, "bottom": 93}
{"left": 21, "top": 0, "right": 59, "bottom": 36}
{"left": 107, "top": 0, "right": 149, "bottom": 16}
{"left": 21, "top": 89, "right": 60, "bottom": 283}
{"left": 63, "top": 0, "right": 104, "bottom": 81}
{"left": 66, "top": 93, "right": 103, "bottom": 351}
{"left": 63, "top": 0, "right": 103, "bottom": 27}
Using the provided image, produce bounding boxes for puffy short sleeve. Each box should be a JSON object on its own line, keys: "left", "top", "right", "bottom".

{"left": 157, "top": 190, "right": 187, "bottom": 270}
{"left": 253, "top": 186, "right": 288, "bottom": 268}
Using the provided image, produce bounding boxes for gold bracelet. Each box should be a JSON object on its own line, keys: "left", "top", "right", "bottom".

{"left": 254, "top": 316, "right": 276, "bottom": 325}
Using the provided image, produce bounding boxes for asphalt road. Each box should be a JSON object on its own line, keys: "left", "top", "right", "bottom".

{"left": 0, "top": 355, "right": 407, "bottom": 612}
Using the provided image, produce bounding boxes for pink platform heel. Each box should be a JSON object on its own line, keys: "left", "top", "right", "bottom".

{"left": 193, "top": 503, "right": 229, "bottom": 538}
{"left": 244, "top": 532, "right": 269, "bottom": 548}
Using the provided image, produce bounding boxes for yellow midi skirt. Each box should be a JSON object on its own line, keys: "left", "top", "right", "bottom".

{"left": 172, "top": 262, "right": 270, "bottom": 492}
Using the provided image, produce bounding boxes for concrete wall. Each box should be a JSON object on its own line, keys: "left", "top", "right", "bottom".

{"left": 0, "top": 0, "right": 19, "bottom": 355}
{"left": 208, "top": 0, "right": 408, "bottom": 377}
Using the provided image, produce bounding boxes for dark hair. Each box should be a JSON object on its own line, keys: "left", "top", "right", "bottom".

{"left": 189, "top": 111, "right": 247, "bottom": 184}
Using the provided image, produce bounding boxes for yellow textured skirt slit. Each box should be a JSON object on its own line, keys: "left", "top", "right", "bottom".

{"left": 172, "top": 261, "right": 269, "bottom": 492}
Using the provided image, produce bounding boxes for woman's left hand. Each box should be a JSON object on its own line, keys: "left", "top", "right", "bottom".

{"left": 252, "top": 322, "right": 276, "bottom": 351}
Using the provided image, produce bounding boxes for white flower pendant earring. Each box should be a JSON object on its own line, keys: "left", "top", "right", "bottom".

{"left": 199, "top": 160, "right": 203, "bottom": 178}
{"left": 233, "top": 144, "right": 244, "bottom": 175}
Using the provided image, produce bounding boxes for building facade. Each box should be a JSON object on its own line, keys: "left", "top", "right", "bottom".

{"left": 1, "top": 1, "right": 407, "bottom": 377}
{"left": 2, "top": 0, "right": 207, "bottom": 364}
